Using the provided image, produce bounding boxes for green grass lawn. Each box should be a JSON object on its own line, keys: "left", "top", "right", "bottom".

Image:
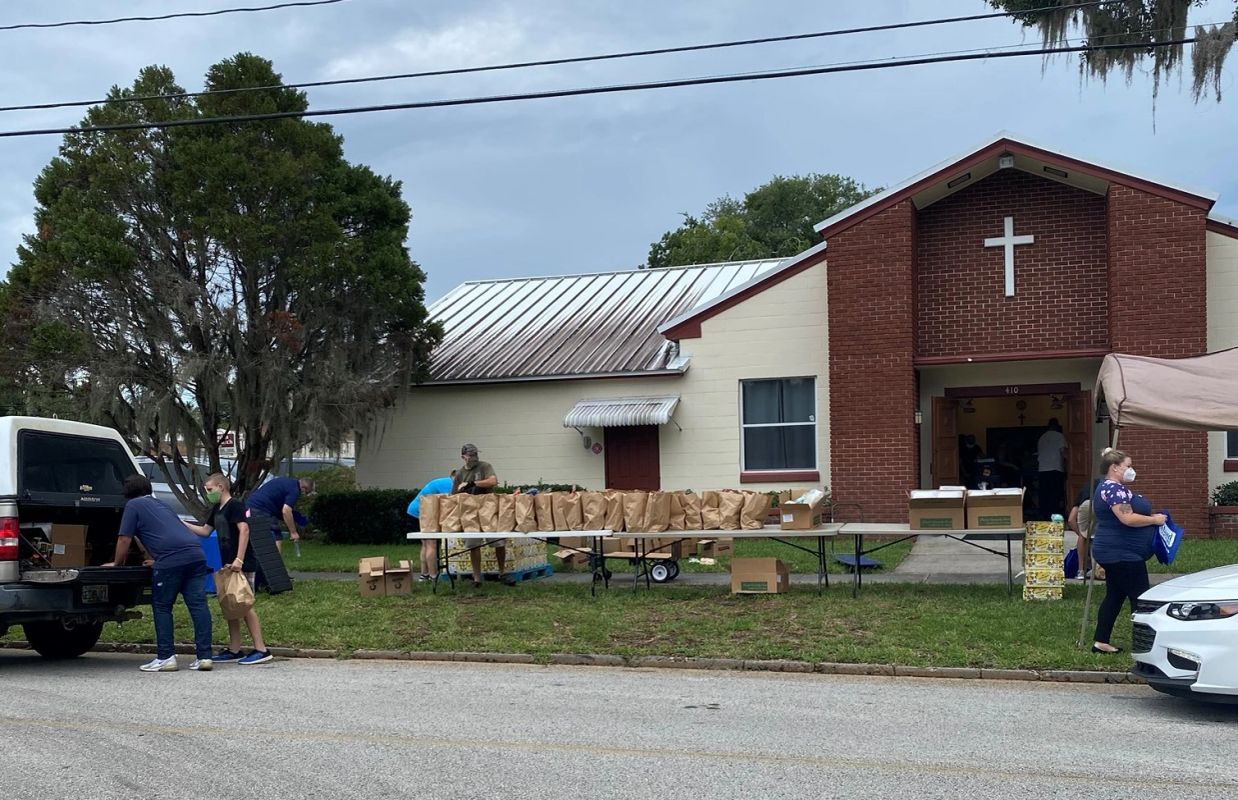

{"left": 290, "top": 536, "right": 915, "bottom": 576}
{"left": 1146, "top": 538, "right": 1238, "bottom": 574}
{"left": 71, "top": 581, "right": 1141, "bottom": 671}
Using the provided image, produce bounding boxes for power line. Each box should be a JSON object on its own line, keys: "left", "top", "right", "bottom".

{"left": 0, "top": 0, "right": 347, "bottom": 32}
{"left": 0, "top": 0, "right": 1107, "bottom": 114}
{"left": 0, "top": 38, "right": 1196, "bottom": 140}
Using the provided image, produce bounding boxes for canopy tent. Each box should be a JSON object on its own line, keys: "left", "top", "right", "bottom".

{"left": 1095, "top": 348, "right": 1238, "bottom": 431}
{"left": 1080, "top": 347, "right": 1238, "bottom": 647}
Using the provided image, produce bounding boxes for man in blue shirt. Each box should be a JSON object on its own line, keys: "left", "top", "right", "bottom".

{"left": 407, "top": 472, "right": 455, "bottom": 581}
{"left": 106, "top": 475, "right": 213, "bottom": 673}
{"left": 246, "top": 476, "right": 315, "bottom": 555}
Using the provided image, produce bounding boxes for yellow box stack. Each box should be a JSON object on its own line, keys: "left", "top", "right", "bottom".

{"left": 1022, "top": 520, "right": 1064, "bottom": 601}
{"left": 446, "top": 537, "right": 548, "bottom": 576}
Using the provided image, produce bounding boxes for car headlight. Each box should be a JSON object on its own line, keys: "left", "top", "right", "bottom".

{"left": 1166, "top": 601, "right": 1238, "bottom": 621}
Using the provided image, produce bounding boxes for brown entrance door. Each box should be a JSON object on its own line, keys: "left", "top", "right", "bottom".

{"left": 604, "top": 426, "right": 661, "bottom": 490}
{"left": 1065, "top": 392, "right": 1093, "bottom": 508}
{"left": 930, "top": 396, "right": 960, "bottom": 490}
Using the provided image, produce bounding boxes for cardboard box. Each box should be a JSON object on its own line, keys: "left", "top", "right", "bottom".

{"left": 908, "top": 489, "right": 965, "bottom": 531}
{"left": 965, "top": 488, "right": 1024, "bottom": 530}
{"left": 730, "top": 557, "right": 788, "bottom": 594}
{"left": 1023, "top": 585, "right": 1063, "bottom": 602}
{"left": 357, "top": 556, "right": 387, "bottom": 597}
{"left": 384, "top": 559, "right": 413, "bottom": 595}
{"left": 777, "top": 490, "right": 827, "bottom": 531}
{"left": 697, "top": 539, "right": 733, "bottom": 558}
{"left": 48, "top": 524, "right": 89, "bottom": 568}
{"left": 1023, "top": 567, "right": 1064, "bottom": 588}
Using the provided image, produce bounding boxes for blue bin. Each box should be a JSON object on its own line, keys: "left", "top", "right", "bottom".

{"left": 200, "top": 531, "right": 222, "bottom": 594}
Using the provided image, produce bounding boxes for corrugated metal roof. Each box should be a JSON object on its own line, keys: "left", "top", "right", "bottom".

{"left": 425, "top": 259, "right": 785, "bottom": 383}
{"left": 563, "top": 396, "right": 680, "bottom": 427}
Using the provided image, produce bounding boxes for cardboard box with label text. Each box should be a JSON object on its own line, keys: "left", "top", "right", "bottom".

{"left": 357, "top": 556, "right": 387, "bottom": 597}
{"left": 49, "top": 524, "right": 89, "bottom": 568}
{"left": 965, "top": 488, "right": 1024, "bottom": 530}
{"left": 777, "top": 490, "right": 827, "bottom": 531}
{"left": 384, "top": 559, "right": 413, "bottom": 595}
{"left": 730, "top": 557, "right": 788, "bottom": 594}
{"left": 908, "top": 489, "right": 965, "bottom": 531}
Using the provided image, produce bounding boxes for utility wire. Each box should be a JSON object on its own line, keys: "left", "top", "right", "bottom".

{"left": 0, "top": 0, "right": 1106, "bottom": 113}
{"left": 0, "top": 38, "right": 1197, "bottom": 140}
{"left": 0, "top": 0, "right": 347, "bottom": 32}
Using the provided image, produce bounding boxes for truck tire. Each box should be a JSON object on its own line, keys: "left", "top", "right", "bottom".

{"left": 23, "top": 619, "right": 104, "bottom": 659}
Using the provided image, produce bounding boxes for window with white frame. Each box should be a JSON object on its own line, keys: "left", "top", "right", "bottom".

{"left": 1229, "top": 431, "right": 1238, "bottom": 459}
{"left": 740, "top": 378, "right": 816, "bottom": 471}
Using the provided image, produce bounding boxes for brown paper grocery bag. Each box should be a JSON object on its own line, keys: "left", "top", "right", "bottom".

{"left": 701, "top": 490, "right": 721, "bottom": 530}
{"left": 460, "top": 494, "right": 483, "bottom": 532}
{"left": 642, "top": 491, "right": 671, "bottom": 533}
{"left": 604, "top": 491, "right": 625, "bottom": 532}
{"left": 419, "top": 494, "right": 441, "bottom": 533}
{"left": 667, "top": 492, "right": 687, "bottom": 531}
{"left": 562, "top": 492, "right": 584, "bottom": 531}
{"left": 514, "top": 494, "right": 536, "bottom": 533}
{"left": 535, "top": 492, "right": 556, "bottom": 533}
{"left": 681, "top": 492, "right": 702, "bottom": 531}
{"left": 478, "top": 494, "right": 500, "bottom": 533}
{"left": 581, "top": 492, "right": 606, "bottom": 529}
{"left": 623, "top": 491, "right": 649, "bottom": 533}
{"left": 718, "top": 491, "right": 744, "bottom": 531}
{"left": 496, "top": 494, "right": 516, "bottom": 532}
{"left": 438, "top": 494, "right": 463, "bottom": 533}
{"left": 741, "top": 491, "right": 771, "bottom": 530}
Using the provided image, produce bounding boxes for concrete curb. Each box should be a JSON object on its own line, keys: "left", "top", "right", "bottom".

{"left": 0, "top": 640, "right": 1144, "bottom": 684}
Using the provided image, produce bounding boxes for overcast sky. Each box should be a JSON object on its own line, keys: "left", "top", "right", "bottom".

{"left": 2, "top": 0, "right": 1236, "bottom": 303}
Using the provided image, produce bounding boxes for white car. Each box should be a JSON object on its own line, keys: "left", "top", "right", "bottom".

{"left": 1131, "top": 564, "right": 1238, "bottom": 704}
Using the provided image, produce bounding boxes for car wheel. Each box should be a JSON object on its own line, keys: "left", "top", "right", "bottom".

{"left": 23, "top": 619, "right": 104, "bottom": 659}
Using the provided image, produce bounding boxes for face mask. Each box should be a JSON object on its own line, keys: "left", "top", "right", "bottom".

{"left": 206, "top": 489, "right": 222, "bottom": 504}
{"left": 1122, "top": 467, "right": 1136, "bottom": 483}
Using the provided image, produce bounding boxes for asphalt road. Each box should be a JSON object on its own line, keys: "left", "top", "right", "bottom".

{"left": 2, "top": 652, "right": 1236, "bottom": 799}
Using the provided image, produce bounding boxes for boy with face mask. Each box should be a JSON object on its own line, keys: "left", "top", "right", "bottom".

{"left": 184, "top": 473, "right": 272, "bottom": 665}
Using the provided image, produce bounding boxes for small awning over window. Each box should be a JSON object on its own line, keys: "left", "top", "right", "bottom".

{"left": 563, "top": 396, "right": 680, "bottom": 428}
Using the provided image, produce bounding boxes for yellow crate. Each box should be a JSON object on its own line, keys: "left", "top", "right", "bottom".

{"left": 1024, "top": 551, "right": 1065, "bottom": 570}
{"left": 1023, "top": 585, "right": 1063, "bottom": 602}
{"left": 1024, "top": 567, "right": 1064, "bottom": 587}
{"left": 446, "top": 538, "right": 547, "bottom": 574}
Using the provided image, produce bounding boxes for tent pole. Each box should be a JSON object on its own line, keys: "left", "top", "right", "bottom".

{"left": 1078, "top": 426, "right": 1120, "bottom": 648}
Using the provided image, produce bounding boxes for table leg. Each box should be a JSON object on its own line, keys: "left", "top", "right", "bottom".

{"left": 817, "top": 535, "right": 825, "bottom": 595}
{"left": 1006, "top": 533, "right": 1014, "bottom": 597}
{"left": 852, "top": 532, "right": 862, "bottom": 598}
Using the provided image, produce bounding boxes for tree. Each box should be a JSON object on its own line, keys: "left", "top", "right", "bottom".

{"left": 991, "top": 0, "right": 1236, "bottom": 102}
{"left": 646, "top": 174, "right": 876, "bottom": 268}
{"left": 1, "top": 53, "right": 442, "bottom": 514}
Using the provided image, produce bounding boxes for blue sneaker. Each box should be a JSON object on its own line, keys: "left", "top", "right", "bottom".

{"left": 238, "top": 650, "right": 273, "bottom": 665}
{"left": 213, "top": 649, "right": 243, "bottom": 663}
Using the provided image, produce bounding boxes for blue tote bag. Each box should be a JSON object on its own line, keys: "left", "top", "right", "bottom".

{"left": 1153, "top": 511, "right": 1183, "bottom": 565}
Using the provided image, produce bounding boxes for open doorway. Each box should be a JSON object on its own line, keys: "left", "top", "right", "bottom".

{"left": 931, "top": 385, "right": 1090, "bottom": 521}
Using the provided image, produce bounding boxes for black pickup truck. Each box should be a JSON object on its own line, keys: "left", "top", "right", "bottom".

{"left": 0, "top": 417, "right": 152, "bottom": 658}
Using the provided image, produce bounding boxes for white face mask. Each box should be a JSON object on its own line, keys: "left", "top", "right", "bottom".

{"left": 1122, "top": 467, "right": 1136, "bottom": 483}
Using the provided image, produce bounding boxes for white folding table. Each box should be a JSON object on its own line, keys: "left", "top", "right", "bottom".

{"left": 408, "top": 529, "right": 612, "bottom": 594}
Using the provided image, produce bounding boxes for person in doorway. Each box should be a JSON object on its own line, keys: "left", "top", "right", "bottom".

{"left": 1091, "top": 448, "right": 1165, "bottom": 654}
{"left": 1037, "top": 418, "right": 1068, "bottom": 518}
{"left": 105, "top": 475, "right": 213, "bottom": 673}
{"left": 971, "top": 463, "right": 1003, "bottom": 491}
{"left": 407, "top": 471, "right": 456, "bottom": 582}
{"left": 959, "top": 434, "right": 984, "bottom": 485}
{"left": 453, "top": 444, "right": 500, "bottom": 586}
{"left": 183, "top": 473, "right": 273, "bottom": 665}
{"left": 246, "top": 475, "right": 315, "bottom": 555}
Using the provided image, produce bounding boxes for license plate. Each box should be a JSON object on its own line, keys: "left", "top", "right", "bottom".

{"left": 81, "top": 585, "right": 108, "bottom": 604}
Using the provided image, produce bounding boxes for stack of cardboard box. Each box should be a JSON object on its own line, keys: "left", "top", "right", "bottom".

{"left": 446, "top": 536, "right": 547, "bottom": 577}
{"left": 1022, "top": 520, "right": 1065, "bottom": 601}
{"left": 356, "top": 557, "right": 414, "bottom": 597}
{"left": 907, "top": 488, "right": 1025, "bottom": 531}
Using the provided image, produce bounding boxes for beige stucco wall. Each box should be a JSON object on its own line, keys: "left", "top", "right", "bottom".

{"left": 917, "top": 358, "right": 1109, "bottom": 489}
{"left": 358, "top": 263, "right": 830, "bottom": 493}
{"left": 1207, "top": 229, "right": 1238, "bottom": 493}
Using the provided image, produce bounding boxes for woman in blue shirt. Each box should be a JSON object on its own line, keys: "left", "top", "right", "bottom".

{"left": 1091, "top": 448, "right": 1167, "bottom": 654}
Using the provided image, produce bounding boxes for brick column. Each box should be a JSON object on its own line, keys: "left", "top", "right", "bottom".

{"left": 827, "top": 201, "right": 917, "bottom": 521}
{"left": 1107, "top": 184, "right": 1209, "bottom": 536}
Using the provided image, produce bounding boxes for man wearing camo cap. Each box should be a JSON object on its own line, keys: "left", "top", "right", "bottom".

{"left": 453, "top": 444, "right": 501, "bottom": 586}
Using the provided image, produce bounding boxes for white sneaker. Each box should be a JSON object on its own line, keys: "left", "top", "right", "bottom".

{"left": 139, "top": 656, "right": 178, "bottom": 672}
{"left": 189, "top": 658, "right": 213, "bottom": 671}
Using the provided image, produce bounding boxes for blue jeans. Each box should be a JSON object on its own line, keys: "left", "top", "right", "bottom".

{"left": 151, "top": 562, "right": 213, "bottom": 660}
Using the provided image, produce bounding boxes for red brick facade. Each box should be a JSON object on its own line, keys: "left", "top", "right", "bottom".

{"left": 916, "top": 170, "right": 1109, "bottom": 358}
{"left": 1106, "top": 184, "right": 1210, "bottom": 537}
{"left": 826, "top": 168, "right": 1211, "bottom": 528}
{"left": 826, "top": 201, "right": 918, "bottom": 522}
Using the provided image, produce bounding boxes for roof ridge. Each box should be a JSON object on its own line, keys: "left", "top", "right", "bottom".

{"left": 440, "top": 257, "right": 786, "bottom": 290}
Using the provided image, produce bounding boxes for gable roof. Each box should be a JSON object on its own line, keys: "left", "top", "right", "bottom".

{"left": 661, "top": 132, "right": 1222, "bottom": 340}
{"left": 424, "top": 259, "right": 784, "bottom": 384}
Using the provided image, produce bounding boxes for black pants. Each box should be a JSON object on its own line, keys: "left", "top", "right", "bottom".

{"left": 1038, "top": 470, "right": 1065, "bottom": 517}
{"left": 1093, "top": 559, "right": 1150, "bottom": 644}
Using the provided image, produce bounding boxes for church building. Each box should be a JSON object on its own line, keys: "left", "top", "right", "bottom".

{"left": 358, "top": 133, "right": 1238, "bottom": 536}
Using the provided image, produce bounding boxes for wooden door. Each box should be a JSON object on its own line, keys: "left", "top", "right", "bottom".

{"left": 930, "top": 396, "right": 960, "bottom": 490}
{"left": 1065, "top": 392, "right": 1093, "bottom": 508}
{"left": 604, "top": 426, "right": 661, "bottom": 490}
